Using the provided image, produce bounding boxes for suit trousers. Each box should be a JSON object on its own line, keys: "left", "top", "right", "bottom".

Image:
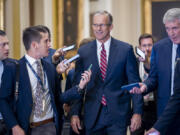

{"left": 30, "top": 122, "right": 56, "bottom": 135}
{"left": 86, "top": 105, "right": 127, "bottom": 135}
{"left": 131, "top": 101, "right": 157, "bottom": 135}
{"left": 165, "top": 115, "right": 180, "bottom": 135}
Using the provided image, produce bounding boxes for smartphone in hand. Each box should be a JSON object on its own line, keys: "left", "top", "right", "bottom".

{"left": 62, "top": 44, "right": 75, "bottom": 52}
{"left": 64, "top": 54, "right": 80, "bottom": 64}
{"left": 135, "top": 47, "right": 145, "bottom": 59}
{"left": 87, "top": 64, "right": 92, "bottom": 71}
{"left": 121, "top": 83, "right": 140, "bottom": 91}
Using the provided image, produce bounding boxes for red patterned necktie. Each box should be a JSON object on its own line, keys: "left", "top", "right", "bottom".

{"left": 100, "top": 43, "right": 107, "bottom": 80}
{"left": 100, "top": 43, "right": 107, "bottom": 106}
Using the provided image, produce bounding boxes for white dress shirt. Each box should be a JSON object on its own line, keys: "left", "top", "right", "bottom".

{"left": 96, "top": 37, "right": 111, "bottom": 66}
{"left": 171, "top": 43, "right": 178, "bottom": 95}
{"left": 25, "top": 54, "right": 53, "bottom": 122}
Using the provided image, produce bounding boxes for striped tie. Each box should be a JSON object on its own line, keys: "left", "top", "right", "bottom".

{"left": 100, "top": 43, "right": 107, "bottom": 106}
{"left": 100, "top": 43, "right": 107, "bottom": 80}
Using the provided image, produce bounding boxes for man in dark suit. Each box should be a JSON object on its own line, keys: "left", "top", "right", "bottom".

{"left": 34, "top": 25, "right": 65, "bottom": 65}
{"left": 70, "top": 10, "right": 143, "bottom": 135}
{"left": 130, "top": 8, "right": 180, "bottom": 135}
{"left": 0, "top": 26, "right": 91, "bottom": 135}
{"left": 0, "top": 30, "right": 12, "bottom": 135}
{"left": 145, "top": 59, "right": 180, "bottom": 134}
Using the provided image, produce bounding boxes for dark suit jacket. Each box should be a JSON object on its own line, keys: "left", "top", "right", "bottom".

{"left": 144, "top": 38, "right": 174, "bottom": 117}
{"left": 0, "top": 56, "right": 81, "bottom": 135}
{"left": 65, "top": 69, "right": 75, "bottom": 91}
{"left": 153, "top": 60, "right": 180, "bottom": 133}
{"left": 71, "top": 38, "right": 143, "bottom": 130}
{"left": 43, "top": 48, "right": 56, "bottom": 64}
{"left": 2, "top": 58, "right": 17, "bottom": 67}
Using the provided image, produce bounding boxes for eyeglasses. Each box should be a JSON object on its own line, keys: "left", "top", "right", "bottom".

{"left": 92, "top": 24, "right": 110, "bottom": 28}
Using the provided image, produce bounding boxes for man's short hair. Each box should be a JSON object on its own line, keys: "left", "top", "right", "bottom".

{"left": 93, "top": 10, "right": 113, "bottom": 25}
{"left": 23, "top": 26, "right": 47, "bottom": 51}
{"left": 35, "top": 25, "right": 51, "bottom": 39}
{"left": 0, "top": 30, "right": 6, "bottom": 36}
{"left": 163, "top": 8, "right": 180, "bottom": 24}
{"left": 138, "top": 33, "right": 155, "bottom": 45}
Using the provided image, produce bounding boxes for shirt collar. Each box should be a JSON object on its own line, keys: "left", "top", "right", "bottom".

{"left": 173, "top": 43, "right": 178, "bottom": 48}
{"left": 96, "top": 37, "right": 111, "bottom": 50}
{"left": 25, "top": 54, "right": 40, "bottom": 65}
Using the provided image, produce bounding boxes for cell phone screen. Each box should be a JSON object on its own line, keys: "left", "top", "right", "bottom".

{"left": 136, "top": 47, "right": 145, "bottom": 59}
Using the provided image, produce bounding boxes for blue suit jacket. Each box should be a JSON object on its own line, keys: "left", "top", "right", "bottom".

{"left": 71, "top": 38, "right": 143, "bottom": 130}
{"left": 144, "top": 37, "right": 173, "bottom": 117}
{"left": 153, "top": 59, "right": 180, "bottom": 133}
{"left": 43, "top": 48, "right": 56, "bottom": 64}
{"left": 0, "top": 56, "right": 81, "bottom": 134}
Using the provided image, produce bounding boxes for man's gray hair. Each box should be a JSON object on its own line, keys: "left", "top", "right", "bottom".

{"left": 93, "top": 10, "right": 113, "bottom": 25}
{"left": 163, "top": 8, "right": 180, "bottom": 24}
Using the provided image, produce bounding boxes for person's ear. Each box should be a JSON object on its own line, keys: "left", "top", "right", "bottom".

{"left": 110, "top": 24, "right": 113, "bottom": 31}
{"left": 31, "top": 41, "right": 38, "bottom": 49}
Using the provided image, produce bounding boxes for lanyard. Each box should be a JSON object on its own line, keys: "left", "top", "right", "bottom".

{"left": 25, "top": 58, "right": 46, "bottom": 92}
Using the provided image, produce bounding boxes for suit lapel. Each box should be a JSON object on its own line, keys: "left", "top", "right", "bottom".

{"left": 20, "top": 57, "right": 33, "bottom": 104}
{"left": 90, "top": 41, "right": 102, "bottom": 81}
{"left": 41, "top": 60, "right": 52, "bottom": 90}
{"left": 104, "top": 38, "right": 117, "bottom": 82}
{"left": 166, "top": 39, "right": 173, "bottom": 81}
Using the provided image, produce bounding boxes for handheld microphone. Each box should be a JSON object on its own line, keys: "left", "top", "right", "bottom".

{"left": 64, "top": 54, "right": 80, "bottom": 64}
{"left": 62, "top": 44, "right": 75, "bottom": 52}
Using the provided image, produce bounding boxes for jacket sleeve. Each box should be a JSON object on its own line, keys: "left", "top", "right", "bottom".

{"left": 144, "top": 47, "right": 158, "bottom": 93}
{"left": 69, "top": 50, "right": 84, "bottom": 116}
{"left": 153, "top": 60, "right": 180, "bottom": 133}
{"left": 126, "top": 46, "right": 143, "bottom": 114}
{"left": 0, "top": 63, "right": 18, "bottom": 129}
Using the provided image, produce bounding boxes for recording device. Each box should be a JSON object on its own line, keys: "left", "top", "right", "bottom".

{"left": 87, "top": 64, "right": 92, "bottom": 71}
{"left": 148, "top": 132, "right": 159, "bottom": 135}
{"left": 135, "top": 47, "right": 145, "bottom": 59}
{"left": 62, "top": 44, "right": 75, "bottom": 52}
{"left": 81, "top": 64, "right": 92, "bottom": 81}
{"left": 64, "top": 54, "right": 80, "bottom": 64}
{"left": 121, "top": 83, "right": 140, "bottom": 91}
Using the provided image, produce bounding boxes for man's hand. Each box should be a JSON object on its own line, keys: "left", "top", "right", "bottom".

{"left": 138, "top": 56, "right": 146, "bottom": 62}
{"left": 130, "top": 83, "right": 147, "bottom": 94}
{"left": 79, "top": 70, "right": 92, "bottom": 89}
{"left": 56, "top": 60, "right": 70, "bottom": 74}
{"left": 71, "top": 116, "right": 82, "bottom": 134}
{"left": 63, "top": 103, "right": 70, "bottom": 114}
{"left": 52, "top": 47, "right": 66, "bottom": 64}
{"left": 130, "top": 114, "right": 141, "bottom": 132}
{"left": 145, "top": 128, "right": 160, "bottom": 135}
{"left": 12, "top": 125, "right": 25, "bottom": 135}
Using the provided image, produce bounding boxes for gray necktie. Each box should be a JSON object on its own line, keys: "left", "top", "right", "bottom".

{"left": 34, "top": 60, "right": 44, "bottom": 118}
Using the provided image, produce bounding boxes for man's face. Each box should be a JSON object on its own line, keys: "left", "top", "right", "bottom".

{"left": 0, "top": 35, "right": 9, "bottom": 60}
{"left": 165, "top": 19, "right": 180, "bottom": 44}
{"left": 92, "top": 14, "right": 113, "bottom": 43}
{"left": 139, "top": 38, "right": 153, "bottom": 57}
{"left": 36, "top": 32, "right": 50, "bottom": 58}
